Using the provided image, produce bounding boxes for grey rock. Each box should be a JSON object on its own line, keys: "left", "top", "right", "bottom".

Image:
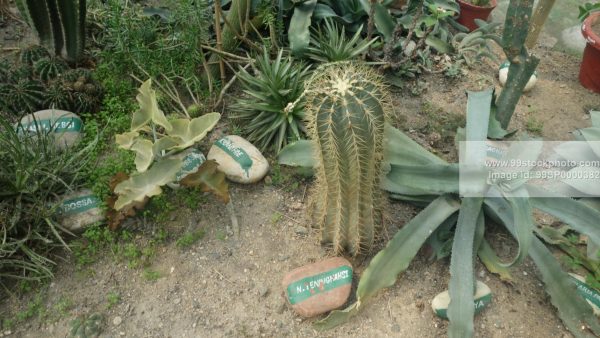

{"left": 19, "top": 109, "right": 83, "bottom": 150}
{"left": 294, "top": 226, "right": 308, "bottom": 236}
{"left": 113, "top": 316, "right": 122, "bottom": 326}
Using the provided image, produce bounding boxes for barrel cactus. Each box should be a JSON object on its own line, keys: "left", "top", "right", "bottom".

{"left": 44, "top": 80, "right": 73, "bottom": 110}
{"left": 19, "top": 45, "right": 51, "bottom": 66}
{"left": 305, "top": 62, "right": 389, "bottom": 255}
{"left": 4, "top": 78, "right": 45, "bottom": 114}
{"left": 35, "top": 57, "right": 68, "bottom": 82}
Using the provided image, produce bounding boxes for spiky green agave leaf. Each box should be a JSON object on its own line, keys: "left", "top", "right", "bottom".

{"left": 484, "top": 197, "right": 600, "bottom": 337}
{"left": 447, "top": 198, "right": 484, "bottom": 338}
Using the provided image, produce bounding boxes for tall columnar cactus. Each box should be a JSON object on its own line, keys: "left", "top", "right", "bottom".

{"left": 15, "top": 0, "right": 86, "bottom": 63}
{"left": 495, "top": 0, "right": 539, "bottom": 129}
{"left": 305, "top": 63, "right": 388, "bottom": 256}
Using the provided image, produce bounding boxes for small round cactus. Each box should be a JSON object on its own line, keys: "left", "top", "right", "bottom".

{"left": 19, "top": 45, "right": 51, "bottom": 66}
{"left": 11, "top": 65, "right": 35, "bottom": 82}
{"left": 72, "top": 91, "right": 99, "bottom": 114}
{"left": 5, "top": 78, "right": 45, "bottom": 115}
{"left": 305, "top": 62, "right": 389, "bottom": 255}
{"left": 34, "top": 57, "right": 69, "bottom": 82}
{"left": 70, "top": 313, "right": 103, "bottom": 338}
{"left": 44, "top": 81, "right": 73, "bottom": 110}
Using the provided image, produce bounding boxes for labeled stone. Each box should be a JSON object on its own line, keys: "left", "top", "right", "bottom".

{"left": 281, "top": 257, "right": 353, "bottom": 318}
{"left": 498, "top": 60, "right": 537, "bottom": 92}
{"left": 207, "top": 135, "right": 269, "bottom": 184}
{"left": 18, "top": 109, "right": 83, "bottom": 149}
{"left": 569, "top": 273, "right": 600, "bottom": 316}
{"left": 57, "top": 189, "right": 104, "bottom": 232}
{"left": 167, "top": 148, "right": 206, "bottom": 189}
{"left": 431, "top": 280, "right": 492, "bottom": 319}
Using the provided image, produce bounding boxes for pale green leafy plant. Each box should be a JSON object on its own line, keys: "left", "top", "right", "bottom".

{"left": 113, "top": 79, "right": 220, "bottom": 211}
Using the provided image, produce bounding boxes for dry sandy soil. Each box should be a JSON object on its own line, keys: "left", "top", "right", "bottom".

{"left": 1, "top": 5, "right": 600, "bottom": 338}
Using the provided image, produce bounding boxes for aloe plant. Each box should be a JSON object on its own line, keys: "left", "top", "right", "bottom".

{"left": 113, "top": 80, "right": 223, "bottom": 211}
{"left": 306, "top": 19, "right": 377, "bottom": 63}
{"left": 15, "top": 0, "right": 86, "bottom": 62}
{"left": 232, "top": 48, "right": 311, "bottom": 153}
{"left": 311, "top": 89, "right": 600, "bottom": 337}
{"left": 304, "top": 62, "right": 388, "bottom": 255}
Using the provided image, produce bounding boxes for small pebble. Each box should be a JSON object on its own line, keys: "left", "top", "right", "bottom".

{"left": 113, "top": 316, "right": 122, "bottom": 326}
{"left": 258, "top": 286, "right": 270, "bottom": 298}
{"left": 294, "top": 226, "right": 308, "bottom": 236}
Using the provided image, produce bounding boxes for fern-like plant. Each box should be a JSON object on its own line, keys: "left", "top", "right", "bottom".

{"left": 232, "top": 48, "right": 311, "bottom": 153}
{"left": 305, "top": 62, "right": 388, "bottom": 255}
{"left": 307, "top": 19, "right": 377, "bottom": 63}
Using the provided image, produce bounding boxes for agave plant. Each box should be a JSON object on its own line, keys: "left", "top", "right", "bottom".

{"left": 231, "top": 48, "right": 311, "bottom": 153}
{"left": 306, "top": 19, "right": 377, "bottom": 63}
{"left": 280, "top": 89, "right": 600, "bottom": 337}
{"left": 551, "top": 109, "right": 600, "bottom": 262}
{"left": 311, "top": 89, "right": 600, "bottom": 337}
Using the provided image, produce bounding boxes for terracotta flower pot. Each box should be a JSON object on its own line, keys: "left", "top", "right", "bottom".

{"left": 457, "top": 0, "right": 497, "bottom": 32}
{"left": 579, "top": 12, "right": 600, "bottom": 94}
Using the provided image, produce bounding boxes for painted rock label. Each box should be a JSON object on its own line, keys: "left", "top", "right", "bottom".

{"left": 215, "top": 137, "right": 253, "bottom": 178}
{"left": 434, "top": 293, "right": 492, "bottom": 319}
{"left": 58, "top": 195, "right": 101, "bottom": 216}
{"left": 18, "top": 117, "right": 83, "bottom": 133}
{"left": 286, "top": 265, "right": 352, "bottom": 305}
{"left": 570, "top": 274, "right": 600, "bottom": 309}
{"left": 432, "top": 281, "right": 492, "bottom": 319}
{"left": 175, "top": 150, "right": 206, "bottom": 182}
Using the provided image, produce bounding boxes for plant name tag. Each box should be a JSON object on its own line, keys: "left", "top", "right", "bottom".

{"left": 58, "top": 195, "right": 101, "bottom": 216}
{"left": 215, "top": 137, "right": 253, "bottom": 178}
{"left": 175, "top": 149, "right": 206, "bottom": 182}
{"left": 432, "top": 281, "right": 492, "bottom": 319}
{"left": 286, "top": 265, "right": 352, "bottom": 305}
{"left": 18, "top": 117, "right": 83, "bottom": 133}
{"left": 570, "top": 273, "right": 600, "bottom": 313}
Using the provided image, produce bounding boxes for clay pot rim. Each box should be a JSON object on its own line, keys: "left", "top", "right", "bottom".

{"left": 582, "top": 11, "right": 600, "bottom": 50}
{"left": 457, "top": 0, "right": 498, "bottom": 10}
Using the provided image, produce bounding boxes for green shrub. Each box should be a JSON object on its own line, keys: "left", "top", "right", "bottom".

{"left": 0, "top": 114, "right": 96, "bottom": 283}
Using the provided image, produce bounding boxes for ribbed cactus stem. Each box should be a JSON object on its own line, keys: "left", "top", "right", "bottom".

{"left": 15, "top": 0, "right": 86, "bottom": 62}
{"left": 305, "top": 63, "right": 388, "bottom": 255}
